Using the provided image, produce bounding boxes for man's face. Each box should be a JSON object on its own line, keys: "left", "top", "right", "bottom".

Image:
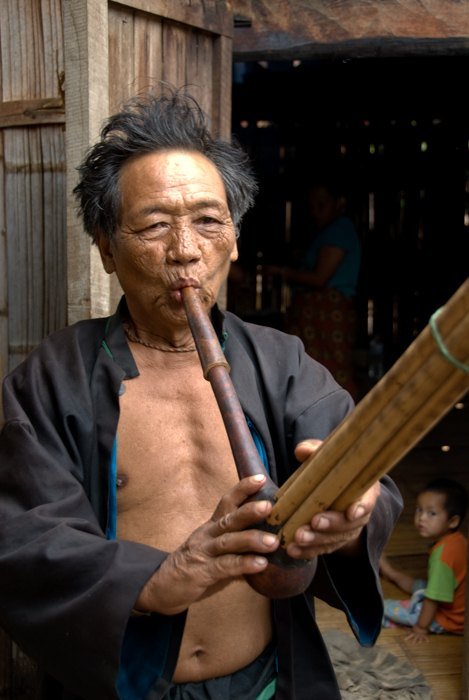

{"left": 97, "top": 150, "right": 238, "bottom": 329}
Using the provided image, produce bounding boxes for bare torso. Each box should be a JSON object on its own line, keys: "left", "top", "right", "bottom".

{"left": 116, "top": 345, "right": 272, "bottom": 682}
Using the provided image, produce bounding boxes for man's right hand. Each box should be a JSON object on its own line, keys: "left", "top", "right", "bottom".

{"left": 134, "top": 474, "right": 280, "bottom": 615}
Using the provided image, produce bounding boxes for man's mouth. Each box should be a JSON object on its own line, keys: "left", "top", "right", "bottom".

{"left": 169, "top": 278, "right": 200, "bottom": 302}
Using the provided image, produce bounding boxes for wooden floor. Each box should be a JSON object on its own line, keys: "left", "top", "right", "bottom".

{"left": 316, "top": 396, "right": 469, "bottom": 700}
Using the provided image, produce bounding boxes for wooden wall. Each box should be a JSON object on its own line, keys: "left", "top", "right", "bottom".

{"left": 0, "top": 0, "right": 232, "bottom": 388}
{"left": 0, "top": 0, "right": 66, "bottom": 383}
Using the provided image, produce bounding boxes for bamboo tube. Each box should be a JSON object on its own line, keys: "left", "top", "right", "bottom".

{"left": 268, "top": 279, "right": 469, "bottom": 526}
{"left": 181, "top": 287, "right": 271, "bottom": 483}
{"left": 281, "top": 362, "right": 469, "bottom": 543}
{"left": 271, "top": 278, "right": 469, "bottom": 544}
{"left": 182, "top": 285, "right": 317, "bottom": 598}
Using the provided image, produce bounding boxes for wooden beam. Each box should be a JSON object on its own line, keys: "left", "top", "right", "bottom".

{"left": 111, "top": 0, "right": 233, "bottom": 37}
{"left": 232, "top": 0, "right": 469, "bottom": 59}
{"left": 0, "top": 98, "right": 65, "bottom": 128}
{"left": 0, "top": 132, "right": 7, "bottom": 423}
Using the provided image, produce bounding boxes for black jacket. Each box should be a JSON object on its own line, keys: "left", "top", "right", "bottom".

{"left": 0, "top": 298, "right": 402, "bottom": 699}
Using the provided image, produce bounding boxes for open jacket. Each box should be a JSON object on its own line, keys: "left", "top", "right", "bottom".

{"left": 0, "top": 297, "right": 402, "bottom": 699}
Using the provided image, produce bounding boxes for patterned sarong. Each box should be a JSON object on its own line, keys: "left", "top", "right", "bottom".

{"left": 287, "top": 288, "right": 358, "bottom": 398}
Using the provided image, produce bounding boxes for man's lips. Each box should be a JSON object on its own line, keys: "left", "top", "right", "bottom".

{"left": 169, "top": 278, "right": 200, "bottom": 302}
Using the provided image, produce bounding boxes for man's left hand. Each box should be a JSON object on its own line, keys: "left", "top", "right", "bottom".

{"left": 286, "top": 439, "right": 380, "bottom": 559}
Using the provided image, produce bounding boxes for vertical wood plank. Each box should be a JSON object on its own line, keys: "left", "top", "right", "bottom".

{"left": 133, "top": 11, "right": 163, "bottom": 93}
{"left": 42, "top": 127, "right": 67, "bottom": 332}
{"left": 3, "top": 128, "right": 59, "bottom": 368}
{"left": 4, "top": 129, "right": 41, "bottom": 368}
{"left": 63, "top": 0, "right": 111, "bottom": 322}
{"left": 0, "top": 131, "right": 7, "bottom": 418}
{"left": 212, "top": 34, "right": 232, "bottom": 139}
{"left": 108, "top": 2, "right": 136, "bottom": 112}
{"left": 162, "top": 21, "right": 188, "bottom": 89}
{"left": 211, "top": 33, "right": 233, "bottom": 308}
{"left": 1, "top": 0, "right": 64, "bottom": 100}
{"left": 186, "top": 30, "right": 213, "bottom": 118}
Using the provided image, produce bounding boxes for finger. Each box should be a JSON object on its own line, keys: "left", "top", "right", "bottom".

{"left": 344, "top": 482, "right": 381, "bottom": 522}
{"left": 294, "top": 439, "right": 322, "bottom": 463}
{"left": 208, "top": 552, "right": 271, "bottom": 580}
{"left": 211, "top": 474, "right": 270, "bottom": 521}
{"left": 309, "top": 510, "right": 364, "bottom": 532}
{"left": 286, "top": 530, "right": 359, "bottom": 559}
{"left": 211, "top": 496, "right": 274, "bottom": 537}
{"left": 210, "top": 527, "right": 280, "bottom": 558}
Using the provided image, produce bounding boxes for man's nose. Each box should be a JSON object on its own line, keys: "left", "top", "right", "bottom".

{"left": 166, "top": 225, "right": 202, "bottom": 264}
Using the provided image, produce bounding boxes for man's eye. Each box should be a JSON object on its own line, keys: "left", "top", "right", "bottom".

{"left": 139, "top": 221, "right": 169, "bottom": 236}
{"left": 198, "top": 216, "right": 221, "bottom": 225}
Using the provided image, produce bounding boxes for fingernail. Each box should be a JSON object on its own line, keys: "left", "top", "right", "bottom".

{"left": 299, "top": 530, "right": 315, "bottom": 543}
{"left": 254, "top": 556, "right": 268, "bottom": 567}
{"left": 251, "top": 474, "right": 265, "bottom": 483}
{"left": 316, "top": 516, "right": 329, "bottom": 530}
{"left": 262, "top": 533, "right": 277, "bottom": 546}
{"left": 257, "top": 501, "right": 270, "bottom": 514}
{"left": 354, "top": 505, "right": 366, "bottom": 519}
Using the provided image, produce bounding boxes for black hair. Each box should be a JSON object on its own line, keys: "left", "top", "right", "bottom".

{"left": 73, "top": 86, "right": 258, "bottom": 241}
{"left": 421, "top": 478, "right": 468, "bottom": 524}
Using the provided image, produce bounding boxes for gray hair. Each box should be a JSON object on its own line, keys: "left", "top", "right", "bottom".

{"left": 73, "top": 86, "right": 258, "bottom": 241}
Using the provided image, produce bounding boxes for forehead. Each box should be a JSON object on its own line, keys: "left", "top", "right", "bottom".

{"left": 417, "top": 491, "right": 447, "bottom": 510}
{"left": 119, "top": 149, "right": 227, "bottom": 204}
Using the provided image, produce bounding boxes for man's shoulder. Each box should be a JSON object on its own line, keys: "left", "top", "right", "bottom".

{"left": 223, "top": 310, "right": 302, "bottom": 350}
{"left": 5, "top": 317, "right": 109, "bottom": 382}
{"left": 223, "top": 310, "right": 311, "bottom": 372}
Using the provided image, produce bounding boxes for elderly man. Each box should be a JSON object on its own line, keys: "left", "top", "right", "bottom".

{"left": 0, "top": 89, "right": 401, "bottom": 700}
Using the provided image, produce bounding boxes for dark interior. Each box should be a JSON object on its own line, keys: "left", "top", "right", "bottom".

{"left": 229, "top": 55, "right": 468, "bottom": 392}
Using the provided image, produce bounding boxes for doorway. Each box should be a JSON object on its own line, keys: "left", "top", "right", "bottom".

{"left": 229, "top": 55, "right": 468, "bottom": 389}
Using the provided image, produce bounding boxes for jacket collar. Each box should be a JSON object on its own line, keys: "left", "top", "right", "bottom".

{"left": 102, "top": 296, "right": 227, "bottom": 379}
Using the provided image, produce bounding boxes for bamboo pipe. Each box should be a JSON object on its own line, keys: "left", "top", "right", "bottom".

{"left": 282, "top": 356, "right": 469, "bottom": 543}
{"left": 182, "top": 279, "right": 469, "bottom": 596}
{"left": 181, "top": 286, "right": 317, "bottom": 599}
{"left": 274, "top": 279, "right": 469, "bottom": 544}
{"left": 268, "top": 278, "right": 469, "bottom": 530}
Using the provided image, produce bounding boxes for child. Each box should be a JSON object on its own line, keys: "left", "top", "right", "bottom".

{"left": 380, "top": 477, "right": 468, "bottom": 643}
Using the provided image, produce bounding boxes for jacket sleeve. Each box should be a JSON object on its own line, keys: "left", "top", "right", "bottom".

{"left": 282, "top": 347, "right": 403, "bottom": 646}
{"left": 311, "top": 475, "right": 402, "bottom": 645}
{"left": 0, "top": 356, "right": 185, "bottom": 699}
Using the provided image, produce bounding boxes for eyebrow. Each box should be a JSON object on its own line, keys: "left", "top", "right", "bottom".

{"left": 138, "top": 199, "right": 226, "bottom": 217}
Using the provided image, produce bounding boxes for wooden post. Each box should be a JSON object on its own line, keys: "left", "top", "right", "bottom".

{"left": 0, "top": 134, "right": 7, "bottom": 420}
{"left": 63, "top": 0, "right": 111, "bottom": 323}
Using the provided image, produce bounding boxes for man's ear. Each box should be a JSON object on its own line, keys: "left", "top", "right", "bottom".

{"left": 230, "top": 240, "right": 239, "bottom": 262}
{"left": 96, "top": 233, "right": 116, "bottom": 274}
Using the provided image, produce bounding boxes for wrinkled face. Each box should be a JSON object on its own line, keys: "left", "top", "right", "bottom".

{"left": 97, "top": 150, "right": 238, "bottom": 329}
{"left": 414, "top": 491, "right": 459, "bottom": 539}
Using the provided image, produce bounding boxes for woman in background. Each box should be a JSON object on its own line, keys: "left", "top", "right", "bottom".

{"left": 266, "top": 177, "right": 361, "bottom": 399}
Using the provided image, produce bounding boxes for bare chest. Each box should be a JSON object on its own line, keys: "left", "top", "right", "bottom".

{"left": 115, "top": 361, "right": 239, "bottom": 549}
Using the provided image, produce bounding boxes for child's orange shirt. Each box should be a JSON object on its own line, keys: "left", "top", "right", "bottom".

{"left": 425, "top": 530, "right": 467, "bottom": 633}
